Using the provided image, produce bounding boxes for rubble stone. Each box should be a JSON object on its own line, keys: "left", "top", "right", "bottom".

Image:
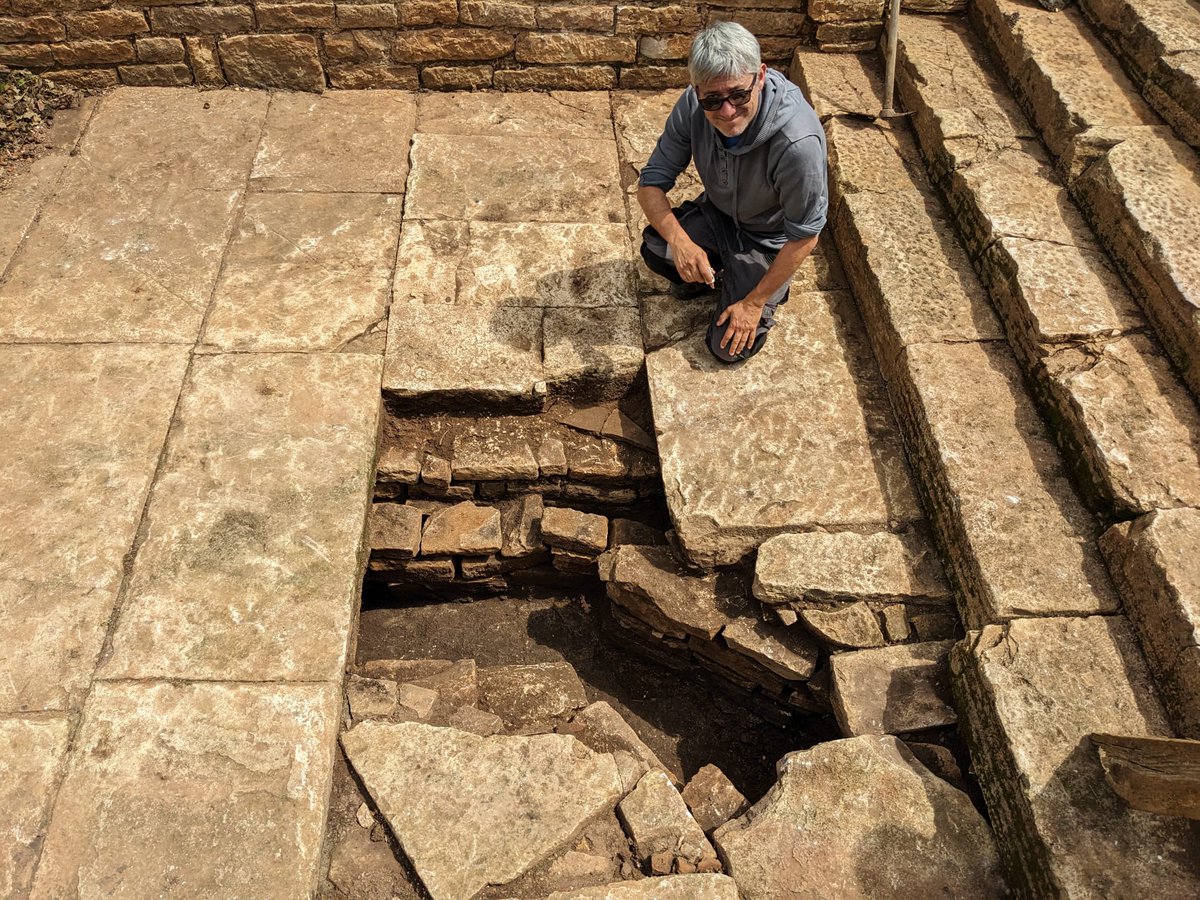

{"left": 342, "top": 722, "right": 622, "bottom": 900}
{"left": 452, "top": 423, "right": 539, "bottom": 481}
{"left": 421, "top": 502, "right": 502, "bottom": 556}
{"left": 680, "top": 765, "right": 749, "bottom": 834}
{"left": 542, "top": 507, "right": 609, "bottom": 555}
{"left": 562, "top": 701, "right": 669, "bottom": 777}
{"left": 447, "top": 704, "right": 504, "bottom": 736}
{"left": 500, "top": 494, "right": 545, "bottom": 557}
{"left": 721, "top": 617, "right": 819, "bottom": 681}
{"left": 477, "top": 662, "right": 589, "bottom": 731}
{"left": 368, "top": 503, "right": 422, "bottom": 558}
{"left": 799, "top": 601, "right": 886, "bottom": 649}
{"left": 830, "top": 641, "right": 957, "bottom": 736}
{"left": 347, "top": 675, "right": 399, "bottom": 721}
{"left": 617, "top": 770, "right": 716, "bottom": 867}
{"left": 546, "top": 874, "right": 740, "bottom": 897}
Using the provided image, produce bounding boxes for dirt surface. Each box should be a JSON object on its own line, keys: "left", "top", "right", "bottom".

{"left": 0, "top": 70, "right": 78, "bottom": 187}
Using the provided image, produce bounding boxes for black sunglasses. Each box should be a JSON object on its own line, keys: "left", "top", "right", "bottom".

{"left": 698, "top": 81, "right": 757, "bottom": 112}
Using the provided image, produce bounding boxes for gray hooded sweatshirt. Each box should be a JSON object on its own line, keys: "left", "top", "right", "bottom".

{"left": 638, "top": 68, "right": 828, "bottom": 252}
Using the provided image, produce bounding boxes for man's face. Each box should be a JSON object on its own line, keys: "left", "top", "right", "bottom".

{"left": 696, "top": 64, "right": 767, "bottom": 138}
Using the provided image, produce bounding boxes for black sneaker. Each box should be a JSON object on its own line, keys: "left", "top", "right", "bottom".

{"left": 670, "top": 280, "right": 713, "bottom": 300}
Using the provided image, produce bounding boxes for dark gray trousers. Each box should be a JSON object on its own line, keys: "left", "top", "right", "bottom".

{"left": 641, "top": 196, "right": 789, "bottom": 363}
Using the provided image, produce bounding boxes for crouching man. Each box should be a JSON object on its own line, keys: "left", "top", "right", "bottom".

{"left": 638, "top": 22, "right": 828, "bottom": 362}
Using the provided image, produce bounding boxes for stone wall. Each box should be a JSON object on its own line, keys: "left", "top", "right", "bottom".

{"left": 0, "top": 0, "right": 820, "bottom": 91}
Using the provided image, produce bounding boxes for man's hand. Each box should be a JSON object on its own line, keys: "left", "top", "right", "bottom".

{"left": 716, "top": 298, "right": 763, "bottom": 357}
{"left": 670, "top": 235, "right": 716, "bottom": 287}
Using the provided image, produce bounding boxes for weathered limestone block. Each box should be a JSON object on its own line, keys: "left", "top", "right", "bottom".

{"left": 0, "top": 717, "right": 69, "bottom": 898}
{"left": 32, "top": 682, "right": 340, "bottom": 899}
{"left": 477, "top": 662, "right": 589, "bottom": 731}
{"left": 562, "top": 701, "right": 669, "bottom": 780}
{"left": 1102, "top": 508, "right": 1200, "bottom": 738}
{"left": 347, "top": 674, "right": 400, "bottom": 721}
{"left": 952, "top": 616, "right": 1200, "bottom": 898}
{"left": 680, "top": 765, "right": 748, "bottom": 834}
{"left": 500, "top": 494, "right": 545, "bottom": 557}
{"left": 494, "top": 65, "right": 617, "bottom": 91}
{"left": 830, "top": 640, "right": 956, "bottom": 735}
{"left": 598, "top": 545, "right": 747, "bottom": 641}
{"left": 799, "top": 601, "right": 885, "bottom": 649}
{"left": 647, "top": 293, "right": 917, "bottom": 568}
{"left": 420, "top": 65, "right": 493, "bottom": 90}
{"left": 447, "top": 704, "right": 504, "bottom": 736}
{"left": 618, "top": 770, "right": 716, "bottom": 867}
{"left": 218, "top": 34, "right": 324, "bottom": 91}
{"left": 392, "top": 27, "right": 513, "bottom": 62}
{"left": 753, "top": 530, "right": 948, "bottom": 607}
{"left": 547, "top": 875, "right": 740, "bottom": 898}
{"left": 721, "top": 617, "right": 819, "bottom": 681}
{"left": 451, "top": 422, "right": 539, "bottom": 481}
{"left": 808, "top": 0, "right": 883, "bottom": 22}
{"left": 713, "top": 735, "right": 1003, "bottom": 898}
{"left": 542, "top": 507, "right": 609, "bottom": 555}
{"left": 609, "top": 518, "right": 666, "bottom": 547}
{"left": 342, "top": 721, "right": 622, "bottom": 900}
{"left": 516, "top": 33, "right": 637, "bottom": 64}
{"left": 418, "top": 90, "right": 615, "bottom": 140}
{"left": 421, "top": 502, "right": 503, "bottom": 556}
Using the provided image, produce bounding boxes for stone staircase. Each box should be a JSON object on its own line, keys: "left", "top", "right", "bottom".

{"left": 792, "top": 3, "right": 1200, "bottom": 893}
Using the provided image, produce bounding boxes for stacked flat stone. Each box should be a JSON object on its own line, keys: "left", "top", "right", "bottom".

{"left": 808, "top": 0, "right": 885, "bottom": 53}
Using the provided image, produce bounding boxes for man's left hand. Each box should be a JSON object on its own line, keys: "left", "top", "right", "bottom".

{"left": 715, "top": 298, "right": 763, "bottom": 357}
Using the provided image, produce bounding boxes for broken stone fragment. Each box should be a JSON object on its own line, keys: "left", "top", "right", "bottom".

{"left": 346, "top": 674, "right": 398, "bottom": 722}
{"left": 542, "top": 506, "right": 609, "bottom": 555}
{"left": 407, "top": 659, "right": 476, "bottom": 708}
{"left": 753, "top": 530, "right": 949, "bottom": 606}
{"left": 713, "top": 735, "right": 1004, "bottom": 898}
{"left": 905, "top": 741, "right": 965, "bottom": 791}
{"left": 367, "top": 502, "right": 422, "bottom": 558}
{"left": 558, "top": 405, "right": 611, "bottom": 436}
{"left": 553, "top": 547, "right": 598, "bottom": 574}
{"left": 477, "top": 661, "right": 589, "bottom": 732}
{"left": 376, "top": 444, "right": 422, "bottom": 484}
{"left": 357, "top": 658, "right": 453, "bottom": 681}
{"left": 880, "top": 603, "right": 911, "bottom": 642}
{"left": 617, "top": 770, "right": 716, "bottom": 869}
{"left": 562, "top": 701, "right": 670, "bottom": 780}
{"left": 451, "top": 421, "right": 539, "bottom": 481}
{"left": 611, "top": 749, "right": 651, "bottom": 795}
{"left": 545, "top": 850, "right": 619, "bottom": 894}
{"left": 396, "top": 683, "right": 439, "bottom": 720}
{"left": 420, "top": 453, "right": 451, "bottom": 488}
{"left": 460, "top": 550, "right": 552, "bottom": 578}
{"left": 680, "top": 765, "right": 748, "bottom": 835}
{"left": 342, "top": 721, "right": 622, "bottom": 900}
{"left": 602, "top": 408, "right": 656, "bottom": 452}
{"left": 538, "top": 436, "right": 568, "bottom": 476}
{"left": 597, "top": 544, "right": 747, "bottom": 641}
{"left": 721, "top": 616, "right": 819, "bottom": 681}
{"left": 546, "top": 874, "right": 739, "bottom": 898}
{"left": 499, "top": 493, "right": 544, "bottom": 558}
{"left": 380, "top": 557, "right": 456, "bottom": 583}
{"left": 799, "top": 600, "right": 886, "bottom": 649}
{"left": 446, "top": 704, "right": 503, "bottom": 737}
{"left": 608, "top": 518, "right": 667, "bottom": 547}
{"left": 830, "top": 641, "right": 956, "bottom": 736}
{"left": 420, "top": 501, "right": 502, "bottom": 556}
{"left": 355, "top": 802, "right": 374, "bottom": 829}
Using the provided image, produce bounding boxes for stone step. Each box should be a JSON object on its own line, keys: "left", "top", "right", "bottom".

{"left": 1078, "top": 0, "right": 1200, "bottom": 150}
{"left": 1103, "top": 507, "right": 1200, "bottom": 739}
{"left": 968, "top": 0, "right": 1200, "bottom": 405}
{"left": 952, "top": 615, "right": 1200, "bottom": 898}
{"left": 891, "top": 14, "right": 1200, "bottom": 519}
{"left": 791, "top": 50, "right": 1119, "bottom": 628}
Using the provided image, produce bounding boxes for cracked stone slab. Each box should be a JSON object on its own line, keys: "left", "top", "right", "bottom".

{"left": 0, "top": 579, "right": 115, "bottom": 713}
{"left": 830, "top": 640, "right": 957, "bottom": 735}
{"left": 406, "top": 134, "right": 624, "bottom": 223}
{"left": 30, "top": 682, "right": 339, "bottom": 900}
{"left": 617, "top": 769, "right": 715, "bottom": 866}
{"left": 251, "top": 90, "right": 416, "bottom": 192}
{"left": 0, "top": 151, "right": 69, "bottom": 275}
{"left": 101, "top": 353, "right": 381, "bottom": 683}
{"left": 647, "top": 291, "right": 919, "bottom": 567}
{"left": 75, "top": 87, "right": 268, "bottom": 190}
{"left": 418, "top": 90, "right": 614, "bottom": 139}
{"left": 951, "top": 616, "right": 1200, "bottom": 898}
{"left": 341, "top": 721, "right": 622, "bottom": 900}
{"left": 0, "top": 716, "right": 69, "bottom": 899}
{"left": 0, "top": 160, "right": 241, "bottom": 343}
{"left": 0, "top": 344, "right": 188, "bottom": 593}
{"left": 897, "top": 341, "right": 1119, "bottom": 625}
{"left": 713, "top": 735, "right": 1004, "bottom": 898}
{"left": 203, "top": 192, "right": 402, "bottom": 352}
{"left": 394, "top": 220, "right": 636, "bottom": 308}
{"left": 1103, "top": 508, "right": 1200, "bottom": 738}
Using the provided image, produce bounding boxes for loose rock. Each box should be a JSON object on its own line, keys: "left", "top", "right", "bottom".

{"left": 830, "top": 640, "right": 956, "bottom": 736}
{"left": 420, "top": 501, "right": 502, "bottom": 556}
{"left": 542, "top": 506, "right": 609, "bottom": 555}
{"left": 617, "top": 770, "right": 716, "bottom": 868}
{"left": 799, "top": 600, "right": 886, "bottom": 649}
{"left": 680, "top": 764, "right": 748, "bottom": 834}
{"left": 546, "top": 874, "right": 739, "bottom": 898}
{"left": 477, "top": 661, "right": 589, "bottom": 732}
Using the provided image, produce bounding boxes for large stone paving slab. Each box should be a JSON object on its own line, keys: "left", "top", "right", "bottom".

{"left": 202, "top": 191, "right": 402, "bottom": 352}
{"left": 0, "top": 162, "right": 242, "bottom": 343}
{"left": 251, "top": 90, "right": 417, "bottom": 193}
{"left": 0, "top": 716, "right": 69, "bottom": 899}
{"left": 418, "top": 90, "right": 614, "bottom": 139}
{"left": 30, "top": 682, "right": 339, "bottom": 900}
{"left": 0, "top": 579, "right": 115, "bottom": 713}
{"left": 101, "top": 353, "right": 381, "bottom": 683}
{"left": 0, "top": 344, "right": 188, "bottom": 592}
{"left": 647, "top": 290, "right": 920, "bottom": 567}
{"left": 405, "top": 134, "right": 625, "bottom": 223}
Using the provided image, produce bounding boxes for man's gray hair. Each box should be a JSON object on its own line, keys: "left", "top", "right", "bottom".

{"left": 688, "top": 22, "right": 762, "bottom": 85}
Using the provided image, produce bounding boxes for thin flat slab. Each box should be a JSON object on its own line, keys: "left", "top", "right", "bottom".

{"left": 341, "top": 721, "right": 622, "bottom": 900}
{"left": 1103, "top": 507, "right": 1200, "bottom": 737}
{"left": 30, "top": 682, "right": 339, "bottom": 900}
{"left": 952, "top": 616, "right": 1200, "bottom": 898}
{"left": 0, "top": 344, "right": 188, "bottom": 592}
{"left": 418, "top": 90, "right": 614, "bottom": 139}
{"left": 203, "top": 192, "right": 402, "bottom": 352}
{"left": 405, "top": 134, "right": 625, "bottom": 223}
{"left": 0, "top": 579, "right": 115, "bottom": 713}
{"left": 75, "top": 87, "right": 267, "bottom": 190}
{"left": 547, "top": 875, "right": 740, "bottom": 899}
{"left": 647, "top": 291, "right": 919, "bottom": 567}
{"left": 251, "top": 90, "right": 416, "bottom": 192}
{"left": 101, "top": 353, "right": 381, "bottom": 682}
{"left": 0, "top": 162, "right": 241, "bottom": 343}
{"left": 0, "top": 716, "right": 69, "bottom": 899}
{"left": 0, "top": 152, "right": 69, "bottom": 274}
{"left": 393, "top": 221, "right": 636, "bottom": 308}
{"left": 1091, "top": 733, "right": 1200, "bottom": 820}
